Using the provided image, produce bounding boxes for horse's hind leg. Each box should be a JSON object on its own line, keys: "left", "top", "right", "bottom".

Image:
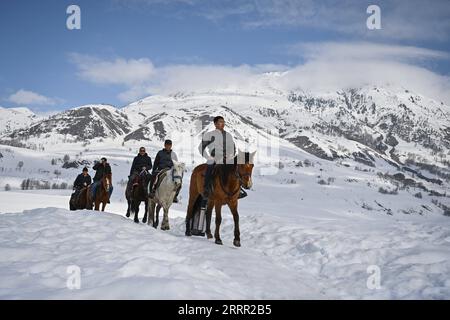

{"left": 214, "top": 203, "right": 223, "bottom": 245}
{"left": 101, "top": 202, "right": 106, "bottom": 212}
{"left": 185, "top": 196, "right": 196, "bottom": 236}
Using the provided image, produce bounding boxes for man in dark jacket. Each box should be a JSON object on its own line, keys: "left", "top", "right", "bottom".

{"left": 91, "top": 157, "right": 113, "bottom": 201}
{"left": 127, "top": 147, "right": 152, "bottom": 194}
{"left": 149, "top": 140, "right": 180, "bottom": 201}
{"left": 73, "top": 167, "right": 92, "bottom": 190}
{"left": 71, "top": 167, "right": 92, "bottom": 207}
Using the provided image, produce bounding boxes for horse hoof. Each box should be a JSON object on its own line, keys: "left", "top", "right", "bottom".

{"left": 185, "top": 231, "right": 192, "bottom": 236}
{"left": 134, "top": 219, "right": 139, "bottom": 224}
{"left": 233, "top": 240, "right": 241, "bottom": 247}
{"left": 161, "top": 225, "right": 170, "bottom": 231}
{"left": 142, "top": 218, "right": 147, "bottom": 224}
{"left": 215, "top": 239, "right": 223, "bottom": 245}
{"left": 126, "top": 213, "right": 130, "bottom": 218}
{"left": 207, "top": 233, "right": 213, "bottom": 239}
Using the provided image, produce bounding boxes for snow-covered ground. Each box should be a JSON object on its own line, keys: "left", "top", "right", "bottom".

{"left": 0, "top": 140, "right": 449, "bottom": 299}
{"left": 0, "top": 176, "right": 449, "bottom": 299}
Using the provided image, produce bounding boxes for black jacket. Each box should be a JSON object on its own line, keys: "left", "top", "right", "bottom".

{"left": 73, "top": 174, "right": 92, "bottom": 189}
{"left": 152, "top": 149, "right": 178, "bottom": 174}
{"left": 130, "top": 153, "right": 152, "bottom": 175}
{"left": 93, "top": 162, "right": 112, "bottom": 182}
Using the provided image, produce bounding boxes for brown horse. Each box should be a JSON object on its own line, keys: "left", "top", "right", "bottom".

{"left": 69, "top": 187, "right": 89, "bottom": 210}
{"left": 185, "top": 150, "right": 255, "bottom": 247}
{"left": 87, "top": 173, "right": 112, "bottom": 211}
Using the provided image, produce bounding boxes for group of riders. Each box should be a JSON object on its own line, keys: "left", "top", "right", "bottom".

{"left": 71, "top": 116, "right": 247, "bottom": 208}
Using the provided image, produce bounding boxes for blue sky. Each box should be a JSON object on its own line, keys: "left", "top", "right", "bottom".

{"left": 0, "top": 0, "right": 449, "bottom": 112}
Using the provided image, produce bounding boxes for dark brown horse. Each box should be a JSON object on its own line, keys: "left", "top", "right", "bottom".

{"left": 69, "top": 187, "right": 89, "bottom": 210}
{"left": 185, "top": 150, "right": 255, "bottom": 247}
{"left": 125, "top": 170, "right": 150, "bottom": 223}
{"left": 87, "top": 173, "right": 112, "bottom": 211}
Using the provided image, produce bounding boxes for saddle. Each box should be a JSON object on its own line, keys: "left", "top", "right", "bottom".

{"left": 153, "top": 167, "right": 170, "bottom": 191}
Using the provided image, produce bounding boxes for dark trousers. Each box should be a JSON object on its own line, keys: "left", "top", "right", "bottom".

{"left": 204, "top": 164, "right": 214, "bottom": 194}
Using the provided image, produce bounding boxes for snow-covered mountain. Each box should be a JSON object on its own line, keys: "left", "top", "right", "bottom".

{"left": 1, "top": 84, "right": 449, "bottom": 186}
{"left": 1, "top": 84, "right": 450, "bottom": 299}
{"left": 0, "top": 84, "right": 449, "bottom": 206}
{"left": 0, "top": 106, "right": 39, "bottom": 136}
{"left": 0, "top": 104, "right": 131, "bottom": 149}
{"left": 2, "top": 84, "right": 448, "bottom": 166}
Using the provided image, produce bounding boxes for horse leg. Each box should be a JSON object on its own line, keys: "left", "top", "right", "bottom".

{"left": 205, "top": 201, "right": 214, "bottom": 239}
{"left": 101, "top": 201, "right": 106, "bottom": 212}
{"left": 161, "top": 206, "right": 170, "bottom": 231}
{"left": 228, "top": 201, "right": 241, "bottom": 247}
{"left": 142, "top": 200, "right": 148, "bottom": 224}
{"left": 126, "top": 199, "right": 131, "bottom": 217}
{"left": 214, "top": 203, "right": 223, "bottom": 245}
{"left": 133, "top": 200, "right": 139, "bottom": 223}
{"left": 155, "top": 204, "right": 161, "bottom": 229}
{"left": 148, "top": 200, "right": 156, "bottom": 227}
{"left": 94, "top": 200, "right": 100, "bottom": 211}
{"left": 185, "top": 196, "right": 196, "bottom": 236}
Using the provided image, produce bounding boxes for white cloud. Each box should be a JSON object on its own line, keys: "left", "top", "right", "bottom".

{"left": 69, "top": 53, "right": 155, "bottom": 86}
{"left": 278, "top": 42, "right": 450, "bottom": 104}
{"left": 70, "top": 42, "right": 450, "bottom": 105}
{"left": 8, "top": 89, "right": 61, "bottom": 106}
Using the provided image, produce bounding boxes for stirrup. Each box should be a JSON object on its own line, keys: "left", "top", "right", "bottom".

{"left": 238, "top": 188, "right": 248, "bottom": 199}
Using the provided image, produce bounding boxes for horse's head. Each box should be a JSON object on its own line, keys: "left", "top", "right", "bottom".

{"left": 139, "top": 169, "right": 150, "bottom": 188}
{"left": 236, "top": 150, "right": 256, "bottom": 190}
{"left": 102, "top": 173, "right": 112, "bottom": 193}
{"left": 172, "top": 161, "right": 185, "bottom": 188}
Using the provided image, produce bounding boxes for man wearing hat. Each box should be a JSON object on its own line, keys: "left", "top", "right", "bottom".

{"left": 149, "top": 139, "right": 180, "bottom": 202}
{"left": 91, "top": 157, "right": 113, "bottom": 201}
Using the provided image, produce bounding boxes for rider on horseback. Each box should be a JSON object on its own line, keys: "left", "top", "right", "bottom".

{"left": 71, "top": 167, "right": 91, "bottom": 205}
{"left": 73, "top": 167, "right": 92, "bottom": 190}
{"left": 199, "top": 116, "right": 247, "bottom": 199}
{"left": 91, "top": 157, "right": 113, "bottom": 202}
{"left": 149, "top": 139, "right": 180, "bottom": 202}
{"left": 127, "top": 147, "right": 152, "bottom": 196}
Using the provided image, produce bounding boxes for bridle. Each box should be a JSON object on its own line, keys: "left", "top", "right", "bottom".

{"left": 171, "top": 165, "right": 184, "bottom": 191}
{"left": 102, "top": 175, "right": 111, "bottom": 192}
{"left": 218, "top": 164, "right": 251, "bottom": 199}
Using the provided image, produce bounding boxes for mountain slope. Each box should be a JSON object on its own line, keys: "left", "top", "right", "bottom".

{"left": 0, "top": 107, "right": 39, "bottom": 136}
{"left": 0, "top": 105, "right": 131, "bottom": 149}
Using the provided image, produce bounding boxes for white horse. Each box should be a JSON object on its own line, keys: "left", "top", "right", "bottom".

{"left": 144, "top": 161, "right": 185, "bottom": 230}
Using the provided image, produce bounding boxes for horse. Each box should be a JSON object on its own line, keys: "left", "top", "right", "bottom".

{"left": 185, "top": 150, "right": 255, "bottom": 247}
{"left": 125, "top": 169, "right": 150, "bottom": 223}
{"left": 143, "top": 160, "right": 185, "bottom": 230}
{"left": 86, "top": 173, "right": 112, "bottom": 211}
{"left": 69, "top": 187, "right": 89, "bottom": 210}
